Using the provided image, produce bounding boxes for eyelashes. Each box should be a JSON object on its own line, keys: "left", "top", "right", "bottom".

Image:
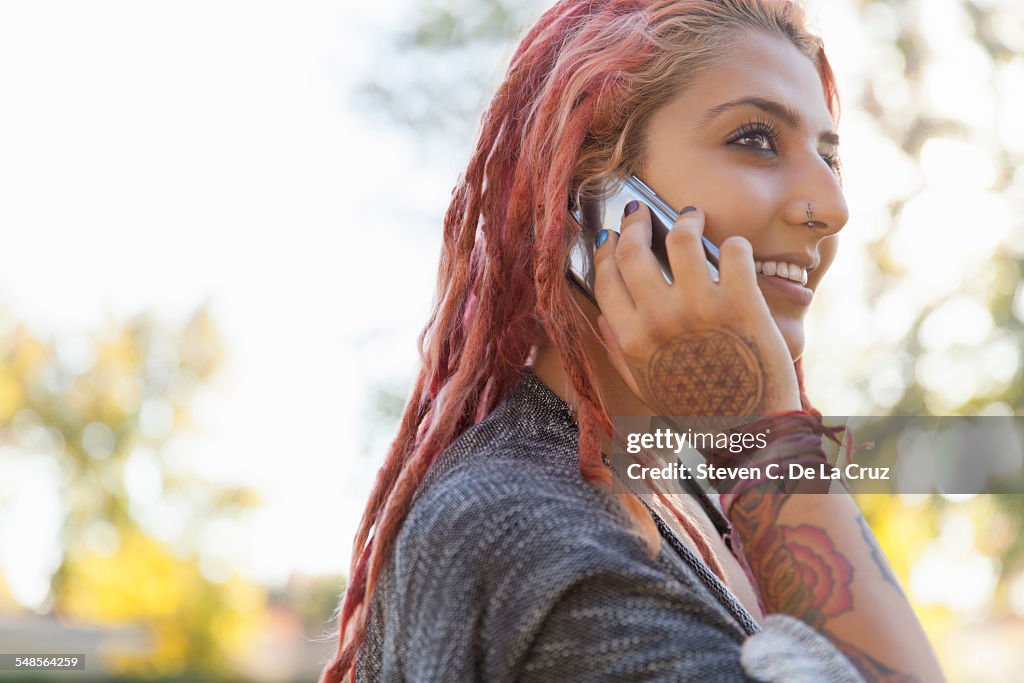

{"left": 727, "top": 117, "right": 842, "bottom": 175}
{"left": 728, "top": 116, "right": 782, "bottom": 149}
{"left": 821, "top": 151, "right": 842, "bottom": 176}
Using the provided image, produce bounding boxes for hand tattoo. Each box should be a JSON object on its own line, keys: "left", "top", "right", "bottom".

{"left": 646, "top": 328, "right": 765, "bottom": 416}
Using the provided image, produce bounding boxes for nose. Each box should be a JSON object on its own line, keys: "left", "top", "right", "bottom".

{"left": 782, "top": 155, "right": 849, "bottom": 238}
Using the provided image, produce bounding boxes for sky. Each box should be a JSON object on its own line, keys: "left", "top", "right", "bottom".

{"left": 0, "top": 0, "right": 448, "bottom": 600}
{"left": 0, "top": 0, "right": 1021, "bottom": 610}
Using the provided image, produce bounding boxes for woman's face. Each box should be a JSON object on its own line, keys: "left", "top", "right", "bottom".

{"left": 641, "top": 30, "right": 848, "bottom": 361}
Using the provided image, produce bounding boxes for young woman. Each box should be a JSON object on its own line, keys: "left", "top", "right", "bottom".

{"left": 321, "top": 1, "right": 946, "bottom": 680}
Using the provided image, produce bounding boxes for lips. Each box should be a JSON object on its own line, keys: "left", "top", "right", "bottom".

{"left": 755, "top": 268, "right": 814, "bottom": 306}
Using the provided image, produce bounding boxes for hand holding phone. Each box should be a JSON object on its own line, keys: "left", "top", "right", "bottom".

{"left": 567, "top": 175, "right": 720, "bottom": 308}
{"left": 588, "top": 199, "right": 801, "bottom": 418}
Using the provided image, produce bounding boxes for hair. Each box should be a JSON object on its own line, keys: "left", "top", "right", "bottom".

{"left": 321, "top": 1, "right": 839, "bottom": 680}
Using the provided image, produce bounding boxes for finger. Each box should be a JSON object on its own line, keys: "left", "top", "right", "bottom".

{"left": 616, "top": 201, "right": 670, "bottom": 305}
{"left": 717, "top": 235, "right": 759, "bottom": 295}
{"left": 598, "top": 314, "right": 645, "bottom": 399}
{"left": 593, "top": 229, "right": 636, "bottom": 328}
{"left": 664, "top": 206, "right": 716, "bottom": 295}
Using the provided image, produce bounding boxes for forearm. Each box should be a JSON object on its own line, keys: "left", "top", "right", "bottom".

{"left": 727, "top": 490, "right": 946, "bottom": 683}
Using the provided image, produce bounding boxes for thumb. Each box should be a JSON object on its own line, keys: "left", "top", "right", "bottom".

{"left": 597, "top": 314, "right": 645, "bottom": 401}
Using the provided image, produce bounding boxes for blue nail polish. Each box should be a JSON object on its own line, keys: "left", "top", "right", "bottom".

{"left": 623, "top": 200, "right": 639, "bottom": 217}
{"left": 680, "top": 206, "right": 697, "bottom": 214}
{"left": 595, "top": 229, "right": 609, "bottom": 249}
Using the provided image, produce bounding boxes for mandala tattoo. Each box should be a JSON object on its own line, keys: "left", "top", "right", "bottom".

{"left": 647, "top": 328, "right": 765, "bottom": 416}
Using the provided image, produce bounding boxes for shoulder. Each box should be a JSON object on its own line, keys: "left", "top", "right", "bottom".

{"left": 397, "top": 447, "right": 639, "bottom": 581}
{"left": 388, "top": 449, "right": 734, "bottom": 676}
{"left": 382, "top": 448, "right": 643, "bottom": 671}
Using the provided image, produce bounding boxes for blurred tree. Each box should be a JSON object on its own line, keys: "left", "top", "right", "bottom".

{"left": 839, "top": 2, "right": 1024, "bottom": 659}
{"left": 273, "top": 572, "right": 346, "bottom": 637}
{"left": 0, "top": 301, "right": 267, "bottom": 677}
{"left": 0, "top": 569, "right": 18, "bottom": 613}
{"left": 58, "top": 528, "right": 267, "bottom": 679}
{"left": 852, "top": 0, "right": 1024, "bottom": 418}
{"left": 356, "top": 0, "right": 545, "bottom": 141}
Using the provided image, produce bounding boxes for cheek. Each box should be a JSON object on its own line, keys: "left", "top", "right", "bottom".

{"left": 690, "top": 171, "right": 778, "bottom": 245}
{"left": 646, "top": 153, "right": 776, "bottom": 244}
{"left": 807, "top": 235, "right": 839, "bottom": 288}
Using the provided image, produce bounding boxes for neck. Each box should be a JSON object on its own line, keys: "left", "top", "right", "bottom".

{"left": 529, "top": 287, "right": 654, "bottom": 451}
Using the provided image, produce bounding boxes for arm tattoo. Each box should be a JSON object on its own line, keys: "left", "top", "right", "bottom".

{"left": 646, "top": 328, "right": 765, "bottom": 416}
{"left": 856, "top": 514, "right": 906, "bottom": 597}
{"left": 730, "top": 491, "right": 923, "bottom": 682}
{"left": 729, "top": 492, "right": 854, "bottom": 628}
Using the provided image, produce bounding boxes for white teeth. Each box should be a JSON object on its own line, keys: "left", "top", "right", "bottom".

{"left": 754, "top": 260, "right": 808, "bottom": 286}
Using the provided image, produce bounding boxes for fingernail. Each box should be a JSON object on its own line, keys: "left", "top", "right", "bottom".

{"left": 595, "top": 229, "right": 609, "bottom": 249}
{"left": 623, "top": 200, "right": 639, "bottom": 217}
{"left": 680, "top": 206, "right": 697, "bottom": 215}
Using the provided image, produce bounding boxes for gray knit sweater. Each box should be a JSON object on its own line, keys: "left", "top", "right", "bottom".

{"left": 356, "top": 371, "right": 864, "bottom": 682}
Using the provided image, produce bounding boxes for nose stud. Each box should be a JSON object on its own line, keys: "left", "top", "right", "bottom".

{"left": 806, "top": 203, "right": 816, "bottom": 228}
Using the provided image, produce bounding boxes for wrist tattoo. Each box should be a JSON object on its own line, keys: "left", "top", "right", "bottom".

{"left": 647, "top": 328, "right": 765, "bottom": 416}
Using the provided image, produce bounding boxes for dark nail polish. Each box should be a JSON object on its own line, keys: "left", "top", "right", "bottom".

{"left": 623, "top": 200, "right": 639, "bottom": 217}
{"left": 595, "top": 230, "right": 609, "bottom": 249}
{"left": 680, "top": 206, "right": 697, "bottom": 214}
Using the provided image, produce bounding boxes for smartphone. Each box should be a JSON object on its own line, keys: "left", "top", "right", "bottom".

{"left": 567, "top": 175, "right": 720, "bottom": 307}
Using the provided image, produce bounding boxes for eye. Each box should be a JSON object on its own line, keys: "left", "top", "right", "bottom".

{"left": 727, "top": 118, "right": 781, "bottom": 153}
{"left": 820, "top": 149, "right": 843, "bottom": 176}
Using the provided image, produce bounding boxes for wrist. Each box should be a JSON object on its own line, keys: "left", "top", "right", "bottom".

{"left": 705, "top": 413, "right": 845, "bottom": 510}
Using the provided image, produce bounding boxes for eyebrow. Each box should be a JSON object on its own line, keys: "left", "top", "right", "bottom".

{"left": 698, "top": 96, "right": 840, "bottom": 146}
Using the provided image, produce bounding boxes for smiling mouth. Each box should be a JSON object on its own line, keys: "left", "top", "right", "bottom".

{"left": 754, "top": 259, "right": 808, "bottom": 286}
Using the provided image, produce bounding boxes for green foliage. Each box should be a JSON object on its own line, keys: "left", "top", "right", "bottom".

{"left": 356, "top": 0, "right": 546, "bottom": 138}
